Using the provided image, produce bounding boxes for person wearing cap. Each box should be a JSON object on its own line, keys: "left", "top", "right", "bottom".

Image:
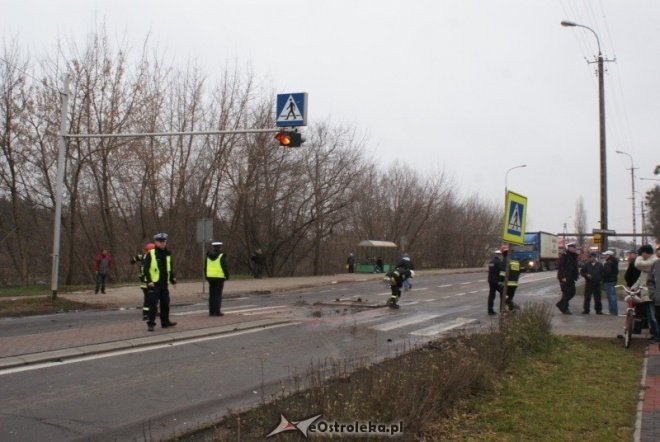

{"left": 632, "top": 245, "right": 660, "bottom": 342}
{"left": 580, "top": 252, "right": 604, "bottom": 314}
{"left": 602, "top": 250, "right": 620, "bottom": 316}
{"left": 205, "top": 241, "right": 230, "bottom": 316}
{"left": 142, "top": 233, "right": 177, "bottom": 331}
{"left": 556, "top": 242, "right": 579, "bottom": 314}
{"left": 487, "top": 249, "right": 503, "bottom": 315}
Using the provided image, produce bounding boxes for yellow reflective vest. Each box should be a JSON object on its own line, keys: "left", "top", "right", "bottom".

{"left": 499, "top": 260, "right": 520, "bottom": 287}
{"left": 148, "top": 249, "right": 171, "bottom": 284}
{"left": 206, "top": 254, "right": 225, "bottom": 279}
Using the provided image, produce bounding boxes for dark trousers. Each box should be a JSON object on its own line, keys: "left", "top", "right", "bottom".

{"left": 146, "top": 286, "right": 171, "bottom": 326}
{"left": 141, "top": 287, "right": 149, "bottom": 319}
{"left": 95, "top": 273, "right": 107, "bottom": 293}
{"left": 348, "top": 264, "right": 354, "bottom": 273}
{"left": 388, "top": 282, "right": 402, "bottom": 304}
{"left": 504, "top": 286, "right": 518, "bottom": 306}
{"left": 583, "top": 281, "right": 602, "bottom": 313}
{"left": 557, "top": 280, "right": 576, "bottom": 312}
{"left": 488, "top": 282, "right": 501, "bottom": 312}
{"left": 208, "top": 278, "right": 225, "bottom": 315}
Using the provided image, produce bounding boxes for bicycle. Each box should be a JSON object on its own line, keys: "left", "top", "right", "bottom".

{"left": 620, "top": 285, "right": 648, "bottom": 349}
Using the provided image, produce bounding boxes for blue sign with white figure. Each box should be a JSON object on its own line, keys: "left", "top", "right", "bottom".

{"left": 276, "top": 93, "right": 308, "bottom": 127}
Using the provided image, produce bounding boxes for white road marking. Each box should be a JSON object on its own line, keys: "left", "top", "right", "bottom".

{"left": 437, "top": 284, "right": 452, "bottom": 288}
{"left": 410, "top": 287, "right": 428, "bottom": 292}
{"left": 371, "top": 314, "right": 441, "bottom": 331}
{"left": 455, "top": 292, "right": 466, "bottom": 296}
{"left": 468, "top": 290, "right": 479, "bottom": 294}
{"left": 460, "top": 282, "right": 472, "bottom": 285}
{"left": 410, "top": 318, "right": 479, "bottom": 336}
{"left": 419, "top": 299, "right": 436, "bottom": 302}
{"left": 442, "top": 295, "right": 451, "bottom": 299}
{"left": 172, "top": 305, "right": 260, "bottom": 316}
{"left": 0, "top": 322, "right": 300, "bottom": 375}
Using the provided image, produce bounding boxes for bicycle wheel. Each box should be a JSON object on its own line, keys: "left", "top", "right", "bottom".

{"left": 624, "top": 311, "right": 634, "bottom": 349}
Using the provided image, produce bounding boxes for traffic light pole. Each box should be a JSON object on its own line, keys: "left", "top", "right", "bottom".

{"left": 51, "top": 126, "right": 283, "bottom": 299}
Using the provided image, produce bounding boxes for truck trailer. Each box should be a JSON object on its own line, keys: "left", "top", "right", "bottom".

{"left": 511, "top": 231, "right": 559, "bottom": 272}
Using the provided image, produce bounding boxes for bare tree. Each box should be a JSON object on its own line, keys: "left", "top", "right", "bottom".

{"left": 574, "top": 196, "right": 587, "bottom": 252}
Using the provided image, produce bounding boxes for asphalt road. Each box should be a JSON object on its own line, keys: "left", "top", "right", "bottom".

{"left": 0, "top": 271, "right": 562, "bottom": 441}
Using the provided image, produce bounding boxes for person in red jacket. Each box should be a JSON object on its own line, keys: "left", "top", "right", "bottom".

{"left": 94, "top": 249, "right": 112, "bottom": 294}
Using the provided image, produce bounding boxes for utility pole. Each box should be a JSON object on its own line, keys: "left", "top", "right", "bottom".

{"left": 561, "top": 21, "right": 614, "bottom": 251}
{"left": 51, "top": 75, "right": 70, "bottom": 300}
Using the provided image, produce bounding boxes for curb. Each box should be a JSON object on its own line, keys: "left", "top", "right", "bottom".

{"left": 0, "top": 318, "right": 292, "bottom": 370}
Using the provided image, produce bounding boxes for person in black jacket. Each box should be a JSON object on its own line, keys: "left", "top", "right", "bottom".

{"left": 556, "top": 242, "right": 580, "bottom": 314}
{"left": 487, "top": 249, "right": 503, "bottom": 315}
{"left": 580, "top": 252, "right": 604, "bottom": 314}
{"left": 205, "top": 241, "right": 230, "bottom": 316}
{"left": 250, "top": 248, "right": 264, "bottom": 279}
{"left": 602, "top": 250, "right": 619, "bottom": 315}
{"left": 624, "top": 251, "right": 640, "bottom": 287}
{"left": 398, "top": 254, "right": 414, "bottom": 291}
{"left": 142, "top": 233, "right": 177, "bottom": 331}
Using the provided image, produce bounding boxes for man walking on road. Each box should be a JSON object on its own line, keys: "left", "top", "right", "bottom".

{"left": 556, "top": 242, "right": 579, "bottom": 314}
{"left": 142, "top": 233, "right": 177, "bottom": 331}
{"left": 205, "top": 241, "right": 230, "bottom": 316}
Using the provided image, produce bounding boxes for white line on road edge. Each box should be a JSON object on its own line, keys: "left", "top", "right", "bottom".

{"left": 0, "top": 322, "right": 300, "bottom": 376}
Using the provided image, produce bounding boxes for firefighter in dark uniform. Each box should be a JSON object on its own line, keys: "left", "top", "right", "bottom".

{"left": 487, "top": 249, "right": 503, "bottom": 315}
{"left": 385, "top": 266, "right": 413, "bottom": 309}
{"left": 131, "top": 242, "right": 155, "bottom": 320}
{"left": 499, "top": 245, "right": 521, "bottom": 311}
{"left": 205, "top": 241, "right": 230, "bottom": 316}
{"left": 142, "top": 232, "right": 177, "bottom": 331}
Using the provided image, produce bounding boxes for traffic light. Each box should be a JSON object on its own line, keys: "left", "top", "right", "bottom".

{"left": 274, "top": 130, "right": 303, "bottom": 148}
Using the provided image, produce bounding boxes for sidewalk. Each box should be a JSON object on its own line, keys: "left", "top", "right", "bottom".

{"left": 1, "top": 269, "right": 657, "bottom": 440}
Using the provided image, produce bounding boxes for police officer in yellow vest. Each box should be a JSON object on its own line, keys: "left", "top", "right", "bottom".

{"left": 205, "top": 241, "right": 230, "bottom": 316}
{"left": 142, "top": 232, "right": 177, "bottom": 331}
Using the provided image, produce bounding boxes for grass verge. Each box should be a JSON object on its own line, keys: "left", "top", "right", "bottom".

{"left": 177, "top": 304, "right": 644, "bottom": 441}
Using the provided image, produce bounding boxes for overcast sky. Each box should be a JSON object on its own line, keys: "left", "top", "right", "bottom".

{"left": 2, "top": 0, "right": 658, "bottom": 242}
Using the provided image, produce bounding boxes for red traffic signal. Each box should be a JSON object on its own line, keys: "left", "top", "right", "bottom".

{"left": 275, "top": 130, "right": 303, "bottom": 148}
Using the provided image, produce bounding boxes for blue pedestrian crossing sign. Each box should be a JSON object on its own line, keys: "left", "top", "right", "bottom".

{"left": 276, "top": 92, "right": 308, "bottom": 127}
{"left": 502, "top": 190, "right": 527, "bottom": 245}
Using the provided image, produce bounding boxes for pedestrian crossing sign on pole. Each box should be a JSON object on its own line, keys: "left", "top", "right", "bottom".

{"left": 502, "top": 190, "right": 527, "bottom": 245}
{"left": 276, "top": 92, "right": 308, "bottom": 127}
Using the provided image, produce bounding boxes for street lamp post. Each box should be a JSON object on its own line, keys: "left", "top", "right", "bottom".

{"left": 505, "top": 164, "right": 527, "bottom": 191}
{"left": 561, "top": 20, "right": 609, "bottom": 250}
{"left": 616, "top": 150, "right": 638, "bottom": 249}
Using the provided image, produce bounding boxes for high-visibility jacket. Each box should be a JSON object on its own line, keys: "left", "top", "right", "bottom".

{"left": 206, "top": 254, "right": 226, "bottom": 279}
{"left": 499, "top": 260, "right": 520, "bottom": 287}
{"left": 148, "top": 249, "right": 171, "bottom": 284}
